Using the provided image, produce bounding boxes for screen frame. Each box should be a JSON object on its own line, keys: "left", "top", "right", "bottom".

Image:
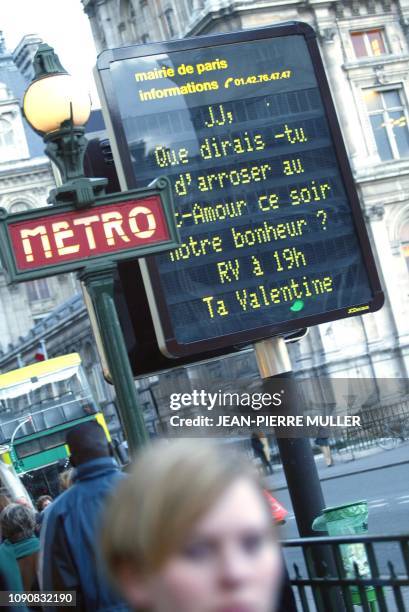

{"left": 97, "top": 21, "right": 384, "bottom": 358}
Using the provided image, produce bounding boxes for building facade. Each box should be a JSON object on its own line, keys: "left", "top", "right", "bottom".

{"left": 81, "top": 0, "right": 409, "bottom": 400}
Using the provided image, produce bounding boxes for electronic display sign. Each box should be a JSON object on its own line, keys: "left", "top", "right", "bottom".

{"left": 97, "top": 22, "right": 383, "bottom": 358}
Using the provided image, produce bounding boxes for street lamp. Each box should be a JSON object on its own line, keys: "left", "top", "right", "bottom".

{"left": 22, "top": 43, "right": 106, "bottom": 208}
{"left": 23, "top": 47, "right": 90, "bottom": 133}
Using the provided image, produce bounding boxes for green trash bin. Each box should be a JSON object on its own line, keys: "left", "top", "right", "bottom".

{"left": 312, "top": 501, "right": 377, "bottom": 609}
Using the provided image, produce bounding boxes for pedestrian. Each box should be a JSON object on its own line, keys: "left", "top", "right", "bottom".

{"left": 314, "top": 434, "right": 333, "bottom": 467}
{"left": 35, "top": 495, "right": 53, "bottom": 536}
{"left": 0, "top": 503, "right": 40, "bottom": 592}
{"left": 40, "top": 421, "right": 129, "bottom": 612}
{"left": 36, "top": 495, "right": 53, "bottom": 512}
{"left": 251, "top": 431, "right": 274, "bottom": 475}
{"left": 0, "top": 543, "right": 29, "bottom": 612}
{"left": 101, "top": 439, "right": 293, "bottom": 612}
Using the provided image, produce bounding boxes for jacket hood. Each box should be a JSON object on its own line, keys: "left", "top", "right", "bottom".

{"left": 73, "top": 457, "right": 120, "bottom": 482}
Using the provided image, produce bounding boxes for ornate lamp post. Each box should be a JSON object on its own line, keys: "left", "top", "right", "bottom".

{"left": 23, "top": 43, "right": 106, "bottom": 208}
{"left": 13, "top": 44, "right": 178, "bottom": 454}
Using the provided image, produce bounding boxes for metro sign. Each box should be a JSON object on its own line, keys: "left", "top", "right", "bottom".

{"left": 0, "top": 179, "right": 179, "bottom": 281}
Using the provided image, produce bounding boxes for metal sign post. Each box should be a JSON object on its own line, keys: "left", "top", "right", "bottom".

{"left": 254, "top": 336, "right": 325, "bottom": 537}
{"left": 254, "top": 336, "right": 345, "bottom": 611}
{"left": 79, "top": 264, "right": 150, "bottom": 450}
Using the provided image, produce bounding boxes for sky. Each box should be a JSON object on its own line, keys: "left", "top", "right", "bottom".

{"left": 1, "top": 0, "right": 100, "bottom": 106}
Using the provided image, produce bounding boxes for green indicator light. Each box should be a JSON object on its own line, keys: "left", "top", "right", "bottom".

{"left": 290, "top": 299, "right": 304, "bottom": 312}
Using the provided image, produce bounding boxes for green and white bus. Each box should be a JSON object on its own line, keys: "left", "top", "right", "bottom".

{"left": 0, "top": 353, "right": 111, "bottom": 501}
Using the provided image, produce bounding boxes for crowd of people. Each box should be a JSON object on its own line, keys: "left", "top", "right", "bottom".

{"left": 0, "top": 421, "right": 297, "bottom": 611}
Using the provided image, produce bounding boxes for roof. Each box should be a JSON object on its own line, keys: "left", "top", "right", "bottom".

{"left": 86, "top": 109, "right": 105, "bottom": 133}
{"left": 0, "top": 353, "right": 81, "bottom": 397}
{"left": 0, "top": 293, "right": 86, "bottom": 361}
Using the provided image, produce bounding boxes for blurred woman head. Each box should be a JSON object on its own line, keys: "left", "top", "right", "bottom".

{"left": 102, "top": 439, "right": 283, "bottom": 612}
{"left": 0, "top": 503, "right": 35, "bottom": 542}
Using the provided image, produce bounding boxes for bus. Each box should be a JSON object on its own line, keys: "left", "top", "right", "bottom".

{"left": 0, "top": 353, "right": 111, "bottom": 501}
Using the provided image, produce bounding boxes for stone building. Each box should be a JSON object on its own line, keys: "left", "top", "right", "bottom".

{"left": 81, "top": 0, "right": 409, "bottom": 404}
{"left": 12, "top": 35, "right": 43, "bottom": 82}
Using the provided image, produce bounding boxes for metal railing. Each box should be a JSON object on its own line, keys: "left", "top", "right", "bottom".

{"left": 330, "top": 401, "right": 409, "bottom": 459}
{"left": 283, "top": 534, "right": 409, "bottom": 611}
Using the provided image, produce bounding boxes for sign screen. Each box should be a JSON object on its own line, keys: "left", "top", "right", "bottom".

{"left": 98, "top": 23, "right": 383, "bottom": 357}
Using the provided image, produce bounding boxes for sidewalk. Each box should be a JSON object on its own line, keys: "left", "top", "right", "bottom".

{"left": 265, "top": 441, "right": 409, "bottom": 492}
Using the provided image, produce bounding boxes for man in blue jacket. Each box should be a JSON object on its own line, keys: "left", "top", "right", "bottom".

{"left": 40, "top": 421, "right": 129, "bottom": 612}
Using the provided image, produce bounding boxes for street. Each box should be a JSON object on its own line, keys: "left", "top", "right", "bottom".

{"left": 270, "top": 443, "right": 409, "bottom": 580}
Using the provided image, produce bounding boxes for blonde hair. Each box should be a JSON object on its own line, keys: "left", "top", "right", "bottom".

{"left": 101, "top": 439, "right": 267, "bottom": 579}
{"left": 59, "top": 468, "right": 74, "bottom": 492}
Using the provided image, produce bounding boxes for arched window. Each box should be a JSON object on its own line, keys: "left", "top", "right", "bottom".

{"left": 164, "top": 7, "right": 176, "bottom": 37}
{"left": 9, "top": 201, "right": 30, "bottom": 213}
{"left": 0, "top": 118, "right": 14, "bottom": 147}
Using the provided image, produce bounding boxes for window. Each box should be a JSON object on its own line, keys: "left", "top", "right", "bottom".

{"left": 140, "top": 0, "right": 149, "bottom": 20}
{"left": 120, "top": 0, "right": 135, "bottom": 20}
{"left": 26, "top": 279, "right": 51, "bottom": 302}
{"left": 351, "top": 29, "right": 386, "bottom": 58}
{"left": 363, "top": 89, "right": 409, "bottom": 161}
{"left": 9, "top": 201, "right": 30, "bottom": 213}
{"left": 164, "top": 8, "right": 176, "bottom": 37}
{"left": 90, "top": 365, "right": 107, "bottom": 402}
{"left": 0, "top": 118, "right": 14, "bottom": 147}
{"left": 119, "top": 0, "right": 136, "bottom": 38}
